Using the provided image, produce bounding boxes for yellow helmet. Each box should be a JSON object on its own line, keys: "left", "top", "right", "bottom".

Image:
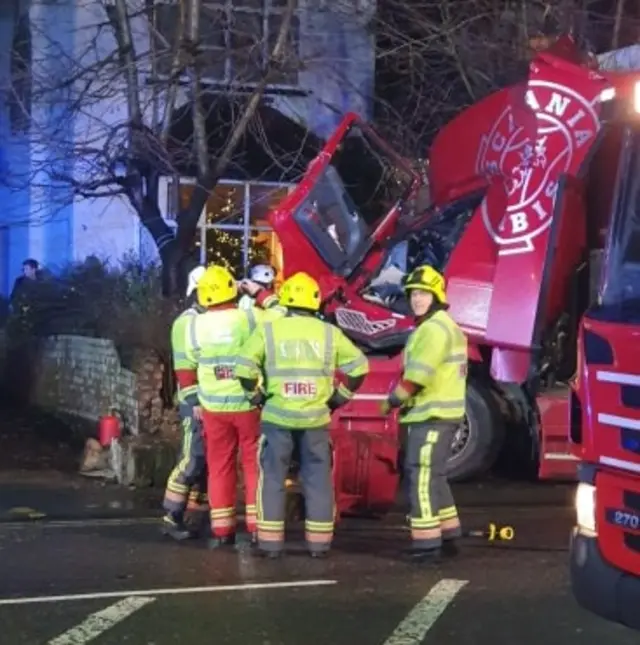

{"left": 279, "top": 272, "right": 321, "bottom": 311}
{"left": 404, "top": 265, "right": 447, "bottom": 304}
{"left": 197, "top": 265, "right": 237, "bottom": 307}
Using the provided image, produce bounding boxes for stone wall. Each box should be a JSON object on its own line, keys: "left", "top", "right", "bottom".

{"left": 26, "top": 334, "right": 179, "bottom": 439}
{"left": 32, "top": 335, "right": 140, "bottom": 433}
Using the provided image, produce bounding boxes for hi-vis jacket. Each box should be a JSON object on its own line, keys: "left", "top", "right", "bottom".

{"left": 235, "top": 314, "right": 369, "bottom": 429}
{"left": 177, "top": 295, "right": 286, "bottom": 412}
{"left": 171, "top": 305, "right": 202, "bottom": 405}
{"left": 400, "top": 309, "right": 467, "bottom": 424}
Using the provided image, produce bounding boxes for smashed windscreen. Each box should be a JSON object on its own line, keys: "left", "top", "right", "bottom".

{"left": 291, "top": 122, "right": 415, "bottom": 276}
{"left": 362, "top": 192, "right": 484, "bottom": 310}
{"left": 328, "top": 123, "right": 415, "bottom": 227}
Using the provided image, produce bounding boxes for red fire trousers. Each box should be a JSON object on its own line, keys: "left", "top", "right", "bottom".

{"left": 202, "top": 408, "right": 260, "bottom": 538}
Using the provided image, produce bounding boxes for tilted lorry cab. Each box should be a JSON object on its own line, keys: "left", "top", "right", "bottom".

{"left": 268, "top": 37, "right": 621, "bottom": 517}
{"left": 570, "top": 72, "right": 640, "bottom": 631}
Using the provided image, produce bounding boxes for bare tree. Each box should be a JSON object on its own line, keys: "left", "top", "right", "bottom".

{"left": 373, "top": 0, "right": 638, "bottom": 156}
{"left": 3, "top": 0, "right": 301, "bottom": 295}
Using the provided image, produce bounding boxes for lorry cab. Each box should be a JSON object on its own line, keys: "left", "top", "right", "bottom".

{"left": 570, "top": 77, "right": 640, "bottom": 631}
{"left": 268, "top": 40, "right": 621, "bottom": 496}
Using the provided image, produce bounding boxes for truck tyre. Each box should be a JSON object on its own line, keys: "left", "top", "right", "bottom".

{"left": 446, "top": 381, "right": 505, "bottom": 482}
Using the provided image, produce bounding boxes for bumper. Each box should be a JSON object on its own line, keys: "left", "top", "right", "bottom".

{"left": 570, "top": 529, "right": 640, "bottom": 631}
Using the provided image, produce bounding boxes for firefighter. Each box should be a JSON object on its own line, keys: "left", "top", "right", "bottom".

{"left": 235, "top": 272, "right": 369, "bottom": 559}
{"left": 380, "top": 265, "right": 467, "bottom": 562}
{"left": 181, "top": 264, "right": 266, "bottom": 548}
{"left": 239, "top": 264, "right": 276, "bottom": 310}
{"left": 162, "top": 265, "right": 208, "bottom": 541}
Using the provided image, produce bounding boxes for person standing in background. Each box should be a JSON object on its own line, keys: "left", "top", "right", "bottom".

{"left": 10, "top": 259, "right": 40, "bottom": 309}
{"left": 238, "top": 264, "right": 276, "bottom": 311}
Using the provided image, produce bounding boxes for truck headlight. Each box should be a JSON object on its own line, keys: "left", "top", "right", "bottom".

{"left": 634, "top": 81, "right": 640, "bottom": 113}
{"left": 575, "top": 482, "right": 597, "bottom": 534}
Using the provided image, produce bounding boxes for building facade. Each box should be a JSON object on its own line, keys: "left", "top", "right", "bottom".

{"left": 0, "top": 0, "right": 376, "bottom": 294}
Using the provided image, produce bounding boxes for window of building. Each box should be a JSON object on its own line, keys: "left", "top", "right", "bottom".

{"left": 153, "top": 0, "right": 300, "bottom": 87}
{"left": 176, "top": 179, "right": 292, "bottom": 281}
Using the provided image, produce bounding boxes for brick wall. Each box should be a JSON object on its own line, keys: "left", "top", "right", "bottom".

{"left": 31, "top": 335, "right": 140, "bottom": 434}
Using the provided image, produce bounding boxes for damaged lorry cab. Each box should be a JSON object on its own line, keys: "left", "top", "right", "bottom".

{"left": 570, "top": 77, "right": 640, "bottom": 631}
{"left": 267, "top": 37, "right": 634, "bottom": 517}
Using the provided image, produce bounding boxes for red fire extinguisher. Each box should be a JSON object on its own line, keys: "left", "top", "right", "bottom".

{"left": 98, "top": 409, "right": 121, "bottom": 447}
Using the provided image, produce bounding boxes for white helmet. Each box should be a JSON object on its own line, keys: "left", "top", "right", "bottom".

{"left": 186, "top": 266, "right": 206, "bottom": 297}
{"left": 249, "top": 264, "right": 276, "bottom": 286}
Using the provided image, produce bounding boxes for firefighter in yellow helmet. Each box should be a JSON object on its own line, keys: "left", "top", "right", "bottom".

{"left": 235, "top": 272, "right": 369, "bottom": 558}
{"left": 380, "top": 265, "right": 467, "bottom": 562}
{"left": 179, "top": 264, "right": 279, "bottom": 549}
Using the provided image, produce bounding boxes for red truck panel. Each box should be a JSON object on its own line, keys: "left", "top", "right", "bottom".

{"left": 330, "top": 356, "right": 402, "bottom": 516}
{"left": 595, "top": 469, "right": 640, "bottom": 577}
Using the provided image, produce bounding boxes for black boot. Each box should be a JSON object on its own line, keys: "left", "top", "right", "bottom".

{"left": 441, "top": 540, "right": 460, "bottom": 558}
{"left": 407, "top": 547, "right": 442, "bottom": 564}
{"left": 185, "top": 512, "right": 209, "bottom": 539}
{"left": 252, "top": 547, "right": 283, "bottom": 560}
{"left": 208, "top": 534, "right": 236, "bottom": 550}
{"left": 309, "top": 550, "right": 329, "bottom": 559}
{"left": 161, "top": 515, "right": 193, "bottom": 542}
{"left": 234, "top": 532, "right": 259, "bottom": 552}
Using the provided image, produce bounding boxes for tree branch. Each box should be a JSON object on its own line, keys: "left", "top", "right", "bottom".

{"left": 174, "top": 0, "right": 298, "bottom": 255}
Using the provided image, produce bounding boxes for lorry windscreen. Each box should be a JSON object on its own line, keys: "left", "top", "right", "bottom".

{"left": 328, "top": 123, "right": 414, "bottom": 228}
{"left": 599, "top": 128, "right": 640, "bottom": 322}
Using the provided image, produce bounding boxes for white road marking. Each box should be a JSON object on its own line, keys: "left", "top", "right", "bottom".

{"left": 47, "top": 596, "right": 155, "bottom": 645}
{"left": 0, "top": 517, "right": 160, "bottom": 530}
{"left": 382, "top": 578, "right": 468, "bottom": 645}
{"left": 0, "top": 579, "right": 337, "bottom": 606}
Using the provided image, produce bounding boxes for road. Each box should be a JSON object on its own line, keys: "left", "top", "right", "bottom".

{"left": 0, "top": 483, "right": 636, "bottom": 645}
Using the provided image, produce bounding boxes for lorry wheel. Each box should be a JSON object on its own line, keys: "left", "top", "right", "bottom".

{"left": 446, "top": 382, "right": 505, "bottom": 482}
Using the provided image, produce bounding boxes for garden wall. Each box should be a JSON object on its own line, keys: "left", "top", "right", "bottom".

{"left": 26, "top": 335, "right": 178, "bottom": 437}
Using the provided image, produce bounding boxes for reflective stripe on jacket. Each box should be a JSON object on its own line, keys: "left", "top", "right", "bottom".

{"left": 236, "top": 314, "right": 369, "bottom": 429}
{"left": 400, "top": 309, "right": 467, "bottom": 423}
{"left": 171, "top": 306, "right": 200, "bottom": 403}
{"left": 184, "top": 307, "right": 259, "bottom": 412}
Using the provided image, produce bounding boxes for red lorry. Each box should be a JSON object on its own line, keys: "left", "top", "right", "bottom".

{"left": 568, "top": 66, "right": 640, "bottom": 631}
{"left": 268, "top": 37, "right": 633, "bottom": 518}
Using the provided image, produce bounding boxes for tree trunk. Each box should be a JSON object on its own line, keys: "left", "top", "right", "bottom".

{"left": 108, "top": 0, "right": 298, "bottom": 297}
{"left": 611, "top": 0, "right": 626, "bottom": 50}
{"left": 165, "top": 0, "right": 299, "bottom": 296}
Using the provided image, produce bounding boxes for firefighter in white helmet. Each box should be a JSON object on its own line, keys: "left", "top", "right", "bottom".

{"left": 380, "top": 265, "right": 467, "bottom": 562}
{"left": 162, "top": 265, "right": 209, "bottom": 540}
{"left": 239, "top": 264, "right": 276, "bottom": 311}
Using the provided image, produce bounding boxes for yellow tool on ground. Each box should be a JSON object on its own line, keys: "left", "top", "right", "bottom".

{"left": 8, "top": 507, "right": 47, "bottom": 520}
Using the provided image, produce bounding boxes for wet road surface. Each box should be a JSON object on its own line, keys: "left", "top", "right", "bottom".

{"left": 0, "top": 484, "right": 636, "bottom": 645}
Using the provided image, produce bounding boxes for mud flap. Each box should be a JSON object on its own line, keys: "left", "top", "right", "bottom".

{"left": 330, "top": 404, "right": 401, "bottom": 518}
{"left": 537, "top": 387, "right": 579, "bottom": 479}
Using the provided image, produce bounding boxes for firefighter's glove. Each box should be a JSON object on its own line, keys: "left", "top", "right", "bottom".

{"left": 248, "top": 389, "right": 266, "bottom": 407}
{"left": 379, "top": 399, "right": 392, "bottom": 416}
{"left": 327, "top": 388, "right": 350, "bottom": 412}
{"left": 380, "top": 390, "right": 405, "bottom": 415}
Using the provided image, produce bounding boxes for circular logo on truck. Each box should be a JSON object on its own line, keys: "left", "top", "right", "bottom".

{"left": 475, "top": 80, "right": 599, "bottom": 255}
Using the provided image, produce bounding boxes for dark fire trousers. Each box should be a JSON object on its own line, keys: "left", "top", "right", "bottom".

{"left": 163, "top": 402, "right": 208, "bottom": 519}
{"left": 404, "top": 419, "right": 462, "bottom": 550}
{"left": 257, "top": 422, "right": 334, "bottom": 553}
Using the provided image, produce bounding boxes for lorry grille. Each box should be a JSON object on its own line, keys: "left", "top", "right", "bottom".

{"left": 621, "top": 384, "right": 640, "bottom": 409}
{"left": 622, "top": 492, "right": 640, "bottom": 555}
{"left": 624, "top": 491, "right": 640, "bottom": 511}
{"left": 623, "top": 532, "right": 640, "bottom": 554}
